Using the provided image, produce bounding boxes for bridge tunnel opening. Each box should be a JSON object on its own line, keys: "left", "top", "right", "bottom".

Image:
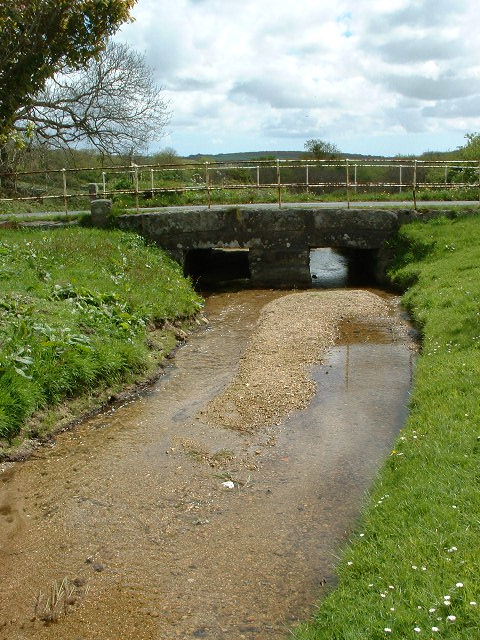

{"left": 184, "top": 247, "right": 251, "bottom": 290}
{"left": 310, "top": 247, "right": 378, "bottom": 288}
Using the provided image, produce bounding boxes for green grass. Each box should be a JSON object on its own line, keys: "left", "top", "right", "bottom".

{"left": 0, "top": 228, "right": 202, "bottom": 447}
{"left": 294, "top": 215, "right": 480, "bottom": 639}
{"left": 2, "top": 186, "right": 479, "bottom": 218}
{"left": 109, "top": 186, "right": 480, "bottom": 212}
{"left": 0, "top": 213, "right": 80, "bottom": 225}
{"left": 0, "top": 197, "right": 89, "bottom": 215}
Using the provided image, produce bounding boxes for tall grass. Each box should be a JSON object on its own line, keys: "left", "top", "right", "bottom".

{"left": 110, "top": 186, "right": 480, "bottom": 212}
{"left": 0, "top": 228, "right": 202, "bottom": 445}
{"left": 294, "top": 215, "right": 480, "bottom": 639}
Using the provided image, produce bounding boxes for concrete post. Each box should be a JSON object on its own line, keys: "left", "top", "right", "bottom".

{"left": 91, "top": 199, "right": 112, "bottom": 228}
{"left": 88, "top": 183, "right": 99, "bottom": 201}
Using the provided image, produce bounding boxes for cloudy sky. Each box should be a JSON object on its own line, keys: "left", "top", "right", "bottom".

{"left": 115, "top": 0, "right": 480, "bottom": 156}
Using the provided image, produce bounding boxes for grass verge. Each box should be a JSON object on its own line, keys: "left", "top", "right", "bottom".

{"left": 294, "top": 214, "right": 480, "bottom": 639}
{"left": 0, "top": 213, "right": 80, "bottom": 224}
{"left": 0, "top": 197, "right": 89, "bottom": 215}
{"left": 2, "top": 187, "right": 479, "bottom": 218}
{"left": 109, "top": 186, "right": 480, "bottom": 213}
{"left": 0, "top": 227, "right": 202, "bottom": 453}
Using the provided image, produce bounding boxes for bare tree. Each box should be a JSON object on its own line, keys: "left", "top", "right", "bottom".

{"left": 0, "top": 0, "right": 137, "bottom": 139}
{"left": 13, "top": 41, "right": 170, "bottom": 155}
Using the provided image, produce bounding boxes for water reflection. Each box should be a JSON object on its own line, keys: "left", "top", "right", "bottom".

{"left": 310, "top": 248, "right": 348, "bottom": 288}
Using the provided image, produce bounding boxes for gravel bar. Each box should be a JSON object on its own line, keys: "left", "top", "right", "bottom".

{"left": 200, "top": 289, "right": 396, "bottom": 431}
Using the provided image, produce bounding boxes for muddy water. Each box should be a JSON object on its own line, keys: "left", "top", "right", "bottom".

{"left": 0, "top": 289, "right": 414, "bottom": 640}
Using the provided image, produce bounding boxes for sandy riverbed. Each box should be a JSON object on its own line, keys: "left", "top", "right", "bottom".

{"left": 201, "top": 289, "right": 399, "bottom": 431}
{"left": 0, "top": 288, "right": 413, "bottom": 640}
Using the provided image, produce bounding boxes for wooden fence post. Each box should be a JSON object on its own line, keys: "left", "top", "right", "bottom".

{"left": 346, "top": 159, "right": 350, "bottom": 209}
{"left": 205, "top": 161, "right": 211, "bottom": 209}
{"left": 277, "top": 159, "right": 282, "bottom": 208}
{"left": 413, "top": 160, "right": 418, "bottom": 210}
{"left": 62, "top": 168, "right": 68, "bottom": 213}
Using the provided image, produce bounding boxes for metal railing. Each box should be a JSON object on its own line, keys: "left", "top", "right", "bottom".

{"left": 1, "top": 157, "right": 479, "bottom": 212}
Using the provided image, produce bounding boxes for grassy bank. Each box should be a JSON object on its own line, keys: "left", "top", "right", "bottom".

{"left": 0, "top": 228, "right": 202, "bottom": 449}
{"left": 294, "top": 215, "right": 480, "bottom": 639}
{"left": 110, "top": 186, "right": 480, "bottom": 212}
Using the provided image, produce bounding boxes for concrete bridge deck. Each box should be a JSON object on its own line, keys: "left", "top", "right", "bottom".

{"left": 87, "top": 200, "right": 479, "bottom": 287}
{"left": 1, "top": 200, "right": 478, "bottom": 220}
{"left": 121, "top": 200, "right": 479, "bottom": 214}
{"left": 114, "top": 205, "right": 423, "bottom": 287}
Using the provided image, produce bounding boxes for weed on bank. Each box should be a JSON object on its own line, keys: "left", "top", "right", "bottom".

{"left": 0, "top": 228, "right": 202, "bottom": 447}
{"left": 294, "top": 215, "right": 480, "bottom": 639}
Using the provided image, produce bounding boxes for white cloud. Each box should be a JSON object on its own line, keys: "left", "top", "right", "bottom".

{"left": 115, "top": 0, "right": 480, "bottom": 155}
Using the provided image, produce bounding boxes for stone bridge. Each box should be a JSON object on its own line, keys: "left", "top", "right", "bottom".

{"left": 95, "top": 203, "right": 416, "bottom": 287}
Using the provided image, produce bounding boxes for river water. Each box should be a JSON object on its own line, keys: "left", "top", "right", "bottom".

{"left": 0, "top": 285, "right": 414, "bottom": 640}
{"left": 310, "top": 248, "right": 349, "bottom": 288}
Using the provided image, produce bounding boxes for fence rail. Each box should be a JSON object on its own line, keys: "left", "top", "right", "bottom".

{"left": 1, "top": 157, "right": 479, "bottom": 212}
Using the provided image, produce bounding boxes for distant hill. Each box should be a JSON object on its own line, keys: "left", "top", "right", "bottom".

{"left": 184, "top": 149, "right": 462, "bottom": 162}
{"left": 185, "top": 151, "right": 305, "bottom": 162}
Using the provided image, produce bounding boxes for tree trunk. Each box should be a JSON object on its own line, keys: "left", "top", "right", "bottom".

{"left": 0, "top": 146, "right": 16, "bottom": 194}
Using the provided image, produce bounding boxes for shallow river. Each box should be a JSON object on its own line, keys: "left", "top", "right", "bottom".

{"left": 0, "top": 287, "right": 414, "bottom": 640}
